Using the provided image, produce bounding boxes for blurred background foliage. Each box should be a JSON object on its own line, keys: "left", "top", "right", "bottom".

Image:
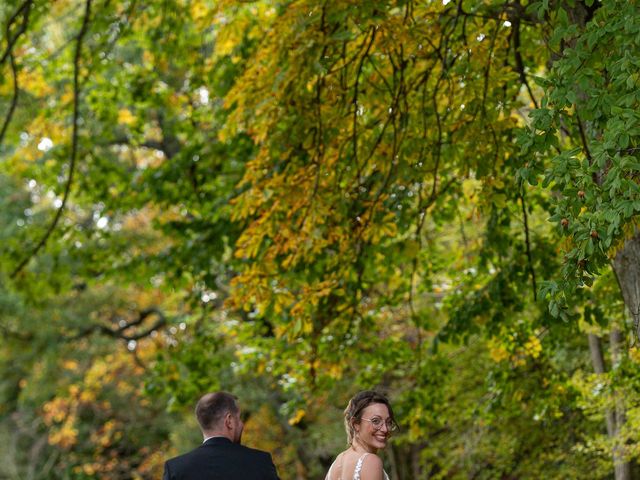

{"left": 2, "top": 0, "right": 640, "bottom": 479}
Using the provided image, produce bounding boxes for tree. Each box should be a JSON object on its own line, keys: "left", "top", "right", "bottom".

{"left": 3, "top": 1, "right": 640, "bottom": 478}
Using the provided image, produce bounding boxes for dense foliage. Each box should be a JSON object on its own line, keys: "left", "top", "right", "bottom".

{"left": 2, "top": 1, "right": 640, "bottom": 479}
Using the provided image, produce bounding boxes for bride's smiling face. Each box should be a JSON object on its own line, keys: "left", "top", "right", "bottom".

{"left": 354, "top": 403, "right": 393, "bottom": 453}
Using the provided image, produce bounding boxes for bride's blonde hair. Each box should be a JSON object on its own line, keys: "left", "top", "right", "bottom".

{"left": 343, "top": 390, "right": 396, "bottom": 445}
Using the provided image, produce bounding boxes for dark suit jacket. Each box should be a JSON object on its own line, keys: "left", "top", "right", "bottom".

{"left": 163, "top": 437, "right": 280, "bottom": 480}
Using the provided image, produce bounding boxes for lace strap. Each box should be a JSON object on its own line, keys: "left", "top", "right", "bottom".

{"left": 353, "top": 453, "right": 369, "bottom": 480}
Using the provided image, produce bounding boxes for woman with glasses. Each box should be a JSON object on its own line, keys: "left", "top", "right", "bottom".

{"left": 325, "top": 390, "right": 398, "bottom": 480}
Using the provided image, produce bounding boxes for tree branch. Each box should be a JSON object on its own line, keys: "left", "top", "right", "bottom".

{"left": 576, "top": 113, "right": 592, "bottom": 163}
{"left": 0, "top": 0, "right": 33, "bottom": 66}
{"left": 520, "top": 190, "right": 537, "bottom": 301}
{"left": 69, "top": 307, "right": 167, "bottom": 342}
{"left": 512, "top": 10, "right": 539, "bottom": 110}
{"left": 0, "top": 50, "right": 19, "bottom": 148}
{"left": 351, "top": 26, "right": 377, "bottom": 179}
{"left": 0, "top": 0, "right": 34, "bottom": 148}
{"left": 10, "top": 0, "right": 93, "bottom": 278}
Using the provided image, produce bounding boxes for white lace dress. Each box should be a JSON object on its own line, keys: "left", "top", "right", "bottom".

{"left": 325, "top": 453, "right": 390, "bottom": 480}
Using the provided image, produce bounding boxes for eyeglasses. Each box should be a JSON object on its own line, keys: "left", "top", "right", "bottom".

{"left": 361, "top": 417, "right": 398, "bottom": 432}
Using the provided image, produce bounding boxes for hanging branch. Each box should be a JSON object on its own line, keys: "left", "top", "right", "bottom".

{"left": 480, "top": 12, "right": 504, "bottom": 117}
{"left": 512, "top": 12, "right": 539, "bottom": 110}
{"left": 576, "top": 113, "right": 593, "bottom": 163}
{"left": 0, "top": 0, "right": 33, "bottom": 66}
{"left": 0, "top": 0, "right": 34, "bottom": 147}
{"left": 0, "top": 51, "right": 19, "bottom": 147}
{"left": 520, "top": 190, "right": 537, "bottom": 301}
{"left": 11, "top": 0, "right": 93, "bottom": 279}
{"left": 351, "top": 26, "right": 377, "bottom": 180}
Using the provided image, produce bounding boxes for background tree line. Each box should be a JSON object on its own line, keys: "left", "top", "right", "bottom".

{"left": 2, "top": 0, "right": 640, "bottom": 478}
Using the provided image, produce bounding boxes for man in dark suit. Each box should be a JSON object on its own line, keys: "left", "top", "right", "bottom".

{"left": 163, "top": 391, "right": 280, "bottom": 480}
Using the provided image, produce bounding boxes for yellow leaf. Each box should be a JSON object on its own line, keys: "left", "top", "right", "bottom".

{"left": 489, "top": 345, "right": 509, "bottom": 363}
{"left": 288, "top": 409, "right": 305, "bottom": 426}
{"left": 118, "top": 108, "right": 136, "bottom": 126}
{"left": 190, "top": 1, "right": 209, "bottom": 21}
{"left": 524, "top": 335, "right": 542, "bottom": 358}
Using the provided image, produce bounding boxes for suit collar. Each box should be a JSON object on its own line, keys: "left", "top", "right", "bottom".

{"left": 203, "top": 436, "right": 234, "bottom": 446}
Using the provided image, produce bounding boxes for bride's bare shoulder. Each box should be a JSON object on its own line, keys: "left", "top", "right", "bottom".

{"left": 326, "top": 450, "right": 347, "bottom": 480}
{"left": 359, "top": 453, "right": 384, "bottom": 479}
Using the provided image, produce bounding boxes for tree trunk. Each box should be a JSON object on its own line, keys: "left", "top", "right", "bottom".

{"left": 587, "top": 332, "right": 631, "bottom": 480}
{"left": 411, "top": 443, "right": 423, "bottom": 479}
{"left": 387, "top": 442, "right": 401, "bottom": 480}
{"left": 609, "top": 232, "right": 640, "bottom": 479}
{"left": 564, "top": 2, "right": 634, "bottom": 477}
{"left": 588, "top": 334, "right": 615, "bottom": 436}
{"left": 610, "top": 328, "right": 631, "bottom": 480}
{"left": 387, "top": 442, "right": 425, "bottom": 480}
{"left": 613, "top": 232, "right": 640, "bottom": 341}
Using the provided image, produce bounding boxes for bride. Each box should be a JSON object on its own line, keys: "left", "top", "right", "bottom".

{"left": 325, "top": 391, "right": 398, "bottom": 480}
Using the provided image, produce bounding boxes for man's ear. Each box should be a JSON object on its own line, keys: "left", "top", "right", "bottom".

{"left": 224, "top": 412, "right": 233, "bottom": 429}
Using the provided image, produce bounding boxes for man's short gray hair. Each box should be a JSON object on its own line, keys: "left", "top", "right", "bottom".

{"left": 195, "top": 391, "right": 239, "bottom": 431}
